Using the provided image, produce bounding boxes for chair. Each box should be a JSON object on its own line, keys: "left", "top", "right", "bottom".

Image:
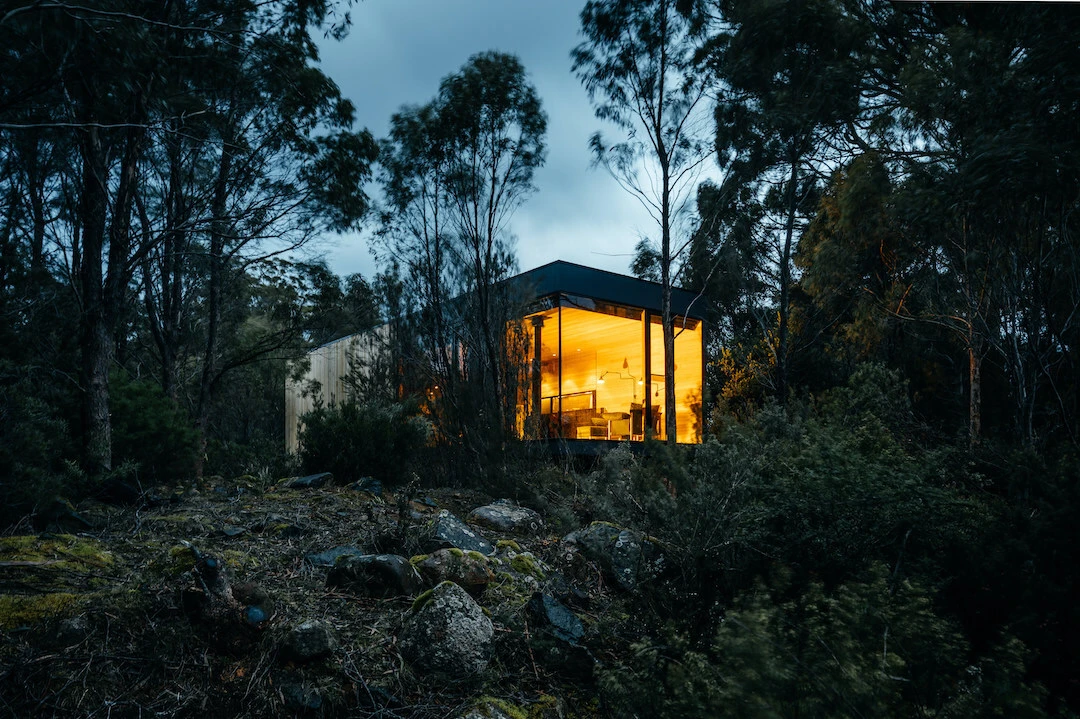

{"left": 630, "top": 403, "right": 644, "bottom": 441}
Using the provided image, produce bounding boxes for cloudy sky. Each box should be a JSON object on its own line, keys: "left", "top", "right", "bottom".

{"left": 314, "top": 0, "right": 660, "bottom": 281}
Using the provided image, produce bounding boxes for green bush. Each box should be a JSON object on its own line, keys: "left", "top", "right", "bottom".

{"left": 297, "top": 398, "right": 431, "bottom": 486}
{"left": 109, "top": 370, "right": 200, "bottom": 484}
{"left": 0, "top": 366, "right": 83, "bottom": 527}
{"left": 598, "top": 566, "right": 1046, "bottom": 718}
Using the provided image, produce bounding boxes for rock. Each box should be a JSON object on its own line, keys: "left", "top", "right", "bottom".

{"left": 305, "top": 545, "right": 364, "bottom": 568}
{"left": 55, "top": 615, "right": 90, "bottom": 645}
{"left": 468, "top": 499, "right": 544, "bottom": 535}
{"left": 349, "top": 476, "right": 383, "bottom": 494}
{"left": 34, "top": 498, "right": 94, "bottom": 531}
{"left": 283, "top": 620, "right": 335, "bottom": 662}
{"left": 427, "top": 510, "right": 495, "bottom": 556}
{"left": 399, "top": 581, "right": 494, "bottom": 675}
{"left": 326, "top": 554, "right": 422, "bottom": 598}
{"left": 413, "top": 549, "right": 495, "bottom": 595}
{"left": 219, "top": 524, "right": 247, "bottom": 537}
{"left": 233, "top": 582, "right": 273, "bottom": 627}
{"left": 285, "top": 472, "right": 332, "bottom": 489}
{"left": 243, "top": 605, "right": 269, "bottom": 628}
{"left": 562, "top": 521, "right": 663, "bottom": 592}
{"left": 528, "top": 593, "right": 584, "bottom": 645}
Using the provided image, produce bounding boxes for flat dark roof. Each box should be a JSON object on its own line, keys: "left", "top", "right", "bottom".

{"left": 507, "top": 260, "right": 705, "bottom": 319}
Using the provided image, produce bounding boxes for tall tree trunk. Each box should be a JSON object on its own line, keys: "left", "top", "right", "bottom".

{"left": 78, "top": 124, "right": 112, "bottom": 474}
{"left": 968, "top": 331, "right": 982, "bottom": 448}
{"left": 777, "top": 158, "right": 799, "bottom": 406}
{"left": 194, "top": 141, "right": 233, "bottom": 478}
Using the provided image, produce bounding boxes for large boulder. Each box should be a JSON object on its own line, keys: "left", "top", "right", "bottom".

{"left": 561, "top": 521, "right": 663, "bottom": 592}
{"left": 326, "top": 554, "right": 422, "bottom": 598}
{"left": 413, "top": 549, "right": 495, "bottom": 596}
{"left": 467, "top": 500, "right": 544, "bottom": 535}
{"left": 399, "top": 581, "right": 494, "bottom": 675}
{"left": 426, "top": 510, "right": 495, "bottom": 556}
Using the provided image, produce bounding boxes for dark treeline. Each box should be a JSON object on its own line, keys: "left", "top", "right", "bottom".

{"left": 0, "top": 0, "right": 379, "bottom": 509}
{"left": 682, "top": 1, "right": 1080, "bottom": 449}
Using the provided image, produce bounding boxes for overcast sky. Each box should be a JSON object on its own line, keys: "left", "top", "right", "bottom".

{"left": 314, "top": 0, "right": 659, "bottom": 281}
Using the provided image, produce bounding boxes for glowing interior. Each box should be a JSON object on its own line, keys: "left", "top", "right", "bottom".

{"left": 517, "top": 294, "right": 702, "bottom": 443}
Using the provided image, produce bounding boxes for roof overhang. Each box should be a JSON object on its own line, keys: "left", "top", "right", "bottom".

{"left": 506, "top": 260, "right": 705, "bottom": 319}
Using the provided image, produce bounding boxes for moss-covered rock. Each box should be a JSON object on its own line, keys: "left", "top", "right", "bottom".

{"left": 414, "top": 549, "right": 496, "bottom": 596}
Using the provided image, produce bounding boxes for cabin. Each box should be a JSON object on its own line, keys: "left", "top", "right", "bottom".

{"left": 285, "top": 261, "right": 705, "bottom": 451}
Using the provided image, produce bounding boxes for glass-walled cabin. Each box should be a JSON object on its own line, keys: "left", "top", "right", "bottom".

{"left": 516, "top": 292, "right": 703, "bottom": 444}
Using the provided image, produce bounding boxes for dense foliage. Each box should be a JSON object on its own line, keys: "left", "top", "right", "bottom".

{"left": 2, "top": 0, "right": 1079, "bottom": 714}
{"left": 566, "top": 365, "right": 1071, "bottom": 716}
{"left": 0, "top": 0, "right": 377, "bottom": 514}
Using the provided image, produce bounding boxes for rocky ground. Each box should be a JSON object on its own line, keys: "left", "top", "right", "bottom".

{"left": 0, "top": 472, "right": 661, "bottom": 718}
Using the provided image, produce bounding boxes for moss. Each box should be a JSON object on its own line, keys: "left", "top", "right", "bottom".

{"left": 0, "top": 534, "right": 114, "bottom": 572}
{"left": 162, "top": 545, "right": 197, "bottom": 576}
{"left": 410, "top": 587, "right": 435, "bottom": 613}
{"left": 471, "top": 697, "right": 528, "bottom": 719}
{"left": 528, "top": 694, "right": 560, "bottom": 719}
{"left": 0, "top": 592, "right": 83, "bottom": 629}
{"left": 448, "top": 547, "right": 465, "bottom": 558}
{"left": 222, "top": 550, "right": 259, "bottom": 571}
{"left": 485, "top": 571, "right": 535, "bottom": 612}
{"left": 411, "top": 581, "right": 456, "bottom": 613}
{"left": 408, "top": 554, "right": 430, "bottom": 566}
{"left": 465, "top": 550, "right": 488, "bottom": 563}
{"left": 145, "top": 514, "right": 190, "bottom": 525}
{"left": 496, "top": 539, "right": 521, "bottom": 553}
{"left": 510, "top": 553, "right": 546, "bottom": 581}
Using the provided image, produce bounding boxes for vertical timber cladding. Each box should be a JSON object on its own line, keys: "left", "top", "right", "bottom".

{"left": 284, "top": 325, "right": 391, "bottom": 452}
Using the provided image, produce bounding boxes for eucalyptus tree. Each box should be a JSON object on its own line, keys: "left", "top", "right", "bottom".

{"left": 573, "top": 0, "right": 715, "bottom": 444}
{"left": 881, "top": 4, "right": 1080, "bottom": 446}
{"left": 702, "top": 0, "right": 864, "bottom": 404}
{"left": 1, "top": 0, "right": 375, "bottom": 474}
{"left": 379, "top": 51, "right": 546, "bottom": 441}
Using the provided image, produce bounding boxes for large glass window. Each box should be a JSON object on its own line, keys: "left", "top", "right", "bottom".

{"left": 517, "top": 295, "right": 702, "bottom": 444}
{"left": 649, "top": 315, "right": 704, "bottom": 443}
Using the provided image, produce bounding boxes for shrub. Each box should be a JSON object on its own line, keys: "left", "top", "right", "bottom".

{"left": 109, "top": 370, "right": 200, "bottom": 484}
{"left": 0, "top": 367, "right": 82, "bottom": 527}
{"left": 297, "top": 398, "right": 431, "bottom": 486}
